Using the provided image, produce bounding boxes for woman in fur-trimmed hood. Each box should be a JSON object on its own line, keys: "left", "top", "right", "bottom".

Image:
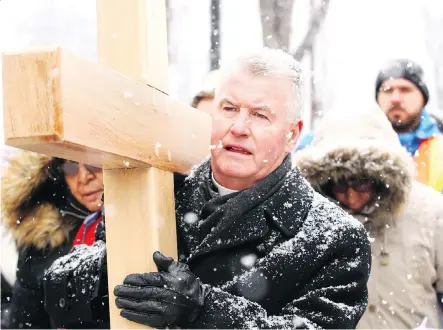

{"left": 1, "top": 151, "right": 107, "bottom": 329}
{"left": 3, "top": 152, "right": 89, "bottom": 249}
{"left": 294, "top": 106, "right": 443, "bottom": 329}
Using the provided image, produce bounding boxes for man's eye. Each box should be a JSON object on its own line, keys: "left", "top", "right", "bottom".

{"left": 253, "top": 112, "right": 268, "bottom": 120}
{"left": 223, "top": 107, "right": 236, "bottom": 112}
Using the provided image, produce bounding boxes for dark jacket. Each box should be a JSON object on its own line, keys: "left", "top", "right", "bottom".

{"left": 1, "top": 151, "right": 100, "bottom": 329}
{"left": 175, "top": 156, "right": 371, "bottom": 329}
{"left": 1, "top": 274, "right": 13, "bottom": 328}
{"left": 10, "top": 231, "right": 79, "bottom": 328}
{"left": 4, "top": 152, "right": 369, "bottom": 329}
{"left": 42, "top": 220, "right": 108, "bottom": 329}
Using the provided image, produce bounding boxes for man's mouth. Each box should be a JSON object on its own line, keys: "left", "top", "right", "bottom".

{"left": 389, "top": 107, "right": 404, "bottom": 113}
{"left": 225, "top": 145, "right": 252, "bottom": 155}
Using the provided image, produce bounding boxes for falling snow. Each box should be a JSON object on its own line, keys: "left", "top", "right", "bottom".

{"left": 184, "top": 212, "right": 198, "bottom": 225}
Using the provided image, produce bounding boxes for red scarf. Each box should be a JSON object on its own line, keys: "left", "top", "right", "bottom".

{"left": 72, "top": 212, "right": 103, "bottom": 247}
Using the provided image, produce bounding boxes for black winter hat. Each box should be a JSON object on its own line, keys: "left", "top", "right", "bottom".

{"left": 375, "top": 59, "right": 429, "bottom": 106}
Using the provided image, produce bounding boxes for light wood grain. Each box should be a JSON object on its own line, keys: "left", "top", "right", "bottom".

{"left": 2, "top": 48, "right": 63, "bottom": 143}
{"left": 103, "top": 167, "right": 177, "bottom": 329}
{"left": 96, "top": 0, "right": 169, "bottom": 91}
{"left": 95, "top": 0, "right": 180, "bottom": 328}
{"left": 2, "top": 48, "right": 211, "bottom": 173}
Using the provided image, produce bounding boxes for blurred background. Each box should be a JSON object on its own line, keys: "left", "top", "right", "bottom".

{"left": 1, "top": 0, "right": 443, "bottom": 146}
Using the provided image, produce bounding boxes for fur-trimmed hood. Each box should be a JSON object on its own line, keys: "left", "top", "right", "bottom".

{"left": 294, "top": 107, "right": 415, "bottom": 225}
{"left": 1, "top": 151, "right": 75, "bottom": 250}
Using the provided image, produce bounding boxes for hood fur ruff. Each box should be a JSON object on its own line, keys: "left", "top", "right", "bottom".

{"left": 1, "top": 151, "right": 72, "bottom": 250}
{"left": 294, "top": 107, "right": 415, "bottom": 225}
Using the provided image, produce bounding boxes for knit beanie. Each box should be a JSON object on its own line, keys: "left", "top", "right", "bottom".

{"left": 375, "top": 59, "right": 429, "bottom": 106}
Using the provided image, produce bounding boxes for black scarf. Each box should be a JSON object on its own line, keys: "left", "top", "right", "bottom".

{"left": 175, "top": 155, "right": 314, "bottom": 259}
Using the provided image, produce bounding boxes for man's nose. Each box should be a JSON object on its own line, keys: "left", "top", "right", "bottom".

{"left": 230, "top": 111, "right": 251, "bottom": 136}
{"left": 390, "top": 90, "right": 403, "bottom": 104}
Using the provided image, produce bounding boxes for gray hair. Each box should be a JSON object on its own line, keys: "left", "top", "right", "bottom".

{"left": 216, "top": 48, "right": 305, "bottom": 123}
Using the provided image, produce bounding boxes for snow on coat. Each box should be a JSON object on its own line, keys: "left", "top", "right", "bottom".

{"left": 175, "top": 156, "right": 371, "bottom": 329}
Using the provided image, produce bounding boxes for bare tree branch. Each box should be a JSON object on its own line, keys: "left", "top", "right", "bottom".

{"left": 259, "top": 0, "right": 295, "bottom": 52}
{"left": 210, "top": 0, "right": 221, "bottom": 70}
{"left": 293, "top": 0, "right": 330, "bottom": 61}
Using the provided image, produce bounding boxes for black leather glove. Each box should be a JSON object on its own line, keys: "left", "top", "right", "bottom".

{"left": 114, "top": 251, "right": 207, "bottom": 328}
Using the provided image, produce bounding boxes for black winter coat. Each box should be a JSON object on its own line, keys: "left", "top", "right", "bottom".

{"left": 8, "top": 216, "right": 108, "bottom": 329}
{"left": 42, "top": 221, "right": 109, "bottom": 329}
{"left": 7, "top": 154, "right": 370, "bottom": 329}
{"left": 174, "top": 157, "right": 371, "bottom": 329}
{"left": 1, "top": 152, "right": 104, "bottom": 329}
{"left": 9, "top": 222, "right": 78, "bottom": 328}
{"left": 1, "top": 274, "right": 13, "bottom": 328}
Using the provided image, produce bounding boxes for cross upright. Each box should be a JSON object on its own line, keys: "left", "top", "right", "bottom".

{"left": 1, "top": 0, "right": 211, "bottom": 328}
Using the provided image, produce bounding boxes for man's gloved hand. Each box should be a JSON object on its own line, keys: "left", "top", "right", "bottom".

{"left": 114, "top": 251, "right": 207, "bottom": 328}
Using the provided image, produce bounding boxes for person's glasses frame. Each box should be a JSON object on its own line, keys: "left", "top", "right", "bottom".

{"left": 62, "top": 161, "right": 101, "bottom": 176}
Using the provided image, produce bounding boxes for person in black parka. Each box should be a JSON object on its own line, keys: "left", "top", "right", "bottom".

{"left": 1, "top": 151, "right": 106, "bottom": 329}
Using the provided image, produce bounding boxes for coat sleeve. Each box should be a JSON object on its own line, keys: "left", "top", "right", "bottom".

{"left": 190, "top": 226, "right": 371, "bottom": 329}
{"left": 42, "top": 241, "right": 108, "bottom": 327}
{"left": 8, "top": 249, "right": 51, "bottom": 329}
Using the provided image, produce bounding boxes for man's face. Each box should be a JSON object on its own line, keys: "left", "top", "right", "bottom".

{"left": 196, "top": 97, "right": 215, "bottom": 116}
{"left": 377, "top": 78, "right": 424, "bottom": 133}
{"left": 210, "top": 71, "right": 302, "bottom": 190}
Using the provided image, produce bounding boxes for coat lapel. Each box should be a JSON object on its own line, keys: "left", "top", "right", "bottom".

{"left": 189, "top": 206, "right": 270, "bottom": 261}
{"left": 176, "top": 157, "right": 314, "bottom": 262}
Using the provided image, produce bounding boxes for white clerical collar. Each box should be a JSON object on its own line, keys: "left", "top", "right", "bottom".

{"left": 211, "top": 173, "right": 240, "bottom": 196}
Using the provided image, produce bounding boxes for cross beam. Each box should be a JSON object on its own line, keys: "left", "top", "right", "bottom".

{"left": 2, "top": 48, "right": 210, "bottom": 173}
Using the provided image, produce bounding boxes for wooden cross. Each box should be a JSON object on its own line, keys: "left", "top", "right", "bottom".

{"left": 2, "top": 0, "right": 211, "bottom": 328}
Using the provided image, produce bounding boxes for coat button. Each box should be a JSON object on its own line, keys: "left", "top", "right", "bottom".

{"left": 59, "top": 298, "right": 66, "bottom": 308}
{"left": 368, "top": 304, "right": 376, "bottom": 312}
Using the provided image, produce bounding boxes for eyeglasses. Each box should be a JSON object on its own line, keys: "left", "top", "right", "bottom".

{"left": 332, "top": 179, "right": 376, "bottom": 194}
{"left": 62, "top": 161, "right": 101, "bottom": 176}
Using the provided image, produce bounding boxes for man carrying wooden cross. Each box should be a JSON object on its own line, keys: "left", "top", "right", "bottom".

{"left": 39, "top": 48, "right": 371, "bottom": 329}
{"left": 111, "top": 48, "right": 371, "bottom": 329}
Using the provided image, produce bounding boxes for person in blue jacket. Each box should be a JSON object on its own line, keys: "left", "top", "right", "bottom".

{"left": 295, "top": 59, "right": 443, "bottom": 154}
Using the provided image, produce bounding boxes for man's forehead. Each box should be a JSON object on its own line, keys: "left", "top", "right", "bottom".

{"left": 217, "top": 93, "right": 274, "bottom": 110}
{"left": 381, "top": 78, "right": 416, "bottom": 88}
{"left": 216, "top": 71, "right": 290, "bottom": 103}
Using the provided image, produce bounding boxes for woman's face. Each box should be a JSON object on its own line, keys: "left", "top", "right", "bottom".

{"left": 331, "top": 179, "right": 376, "bottom": 213}
{"left": 63, "top": 161, "right": 104, "bottom": 212}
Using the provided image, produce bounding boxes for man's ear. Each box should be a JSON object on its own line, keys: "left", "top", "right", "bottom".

{"left": 285, "top": 120, "right": 303, "bottom": 153}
